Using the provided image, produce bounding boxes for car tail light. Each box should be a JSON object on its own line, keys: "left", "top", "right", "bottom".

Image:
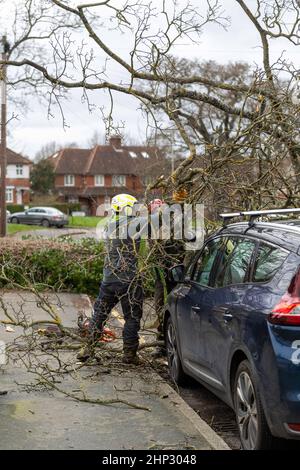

{"left": 287, "top": 423, "right": 300, "bottom": 432}
{"left": 268, "top": 268, "right": 300, "bottom": 326}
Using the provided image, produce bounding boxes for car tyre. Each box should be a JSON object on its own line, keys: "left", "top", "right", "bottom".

{"left": 11, "top": 217, "right": 19, "bottom": 224}
{"left": 234, "top": 359, "right": 275, "bottom": 450}
{"left": 41, "top": 219, "right": 50, "bottom": 228}
{"left": 165, "top": 316, "right": 187, "bottom": 385}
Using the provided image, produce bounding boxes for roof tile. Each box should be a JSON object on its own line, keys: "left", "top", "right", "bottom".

{"left": 7, "top": 149, "right": 31, "bottom": 165}
{"left": 52, "top": 148, "right": 91, "bottom": 174}
{"left": 51, "top": 145, "right": 161, "bottom": 176}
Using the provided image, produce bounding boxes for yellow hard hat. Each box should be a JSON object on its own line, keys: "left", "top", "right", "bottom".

{"left": 111, "top": 193, "right": 137, "bottom": 215}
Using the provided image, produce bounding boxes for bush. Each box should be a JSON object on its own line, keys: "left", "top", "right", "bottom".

{"left": 7, "top": 204, "right": 24, "bottom": 213}
{"left": 0, "top": 238, "right": 105, "bottom": 297}
{"left": 0, "top": 238, "right": 156, "bottom": 297}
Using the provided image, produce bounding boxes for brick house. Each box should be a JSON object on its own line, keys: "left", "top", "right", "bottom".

{"left": 50, "top": 136, "right": 164, "bottom": 215}
{"left": 6, "top": 149, "right": 31, "bottom": 205}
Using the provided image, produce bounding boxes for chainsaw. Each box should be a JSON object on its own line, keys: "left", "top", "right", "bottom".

{"left": 77, "top": 313, "right": 116, "bottom": 343}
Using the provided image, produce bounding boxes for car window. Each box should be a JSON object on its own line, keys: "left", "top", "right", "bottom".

{"left": 47, "top": 209, "right": 61, "bottom": 214}
{"left": 192, "top": 238, "right": 223, "bottom": 286}
{"left": 214, "top": 238, "right": 256, "bottom": 287}
{"left": 213, "top": 238, "right": 238, "bottom": 287}
{"left": 28, "top": 209, "right": 37, "bottom": 213}
{"left": 252, "top": 243, "right": 288, "bottom": 283}
{"left": 185, "top": 260, "right": 195, "bottom": 279}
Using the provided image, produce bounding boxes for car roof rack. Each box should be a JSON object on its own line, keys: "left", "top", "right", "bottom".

{"left": 220, "top": 208, "right": 300, "bottom": 226}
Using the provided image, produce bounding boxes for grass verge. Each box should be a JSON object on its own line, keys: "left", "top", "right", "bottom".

{"left": 68, "top": 216, "right": 105, "bottom": 228}
{"left": 7, "top": 224, "right": 46, "bottom": 235}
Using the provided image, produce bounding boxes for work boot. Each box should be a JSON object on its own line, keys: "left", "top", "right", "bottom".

{"left": 122, "top": 344, "right": 139, "bottom": 365}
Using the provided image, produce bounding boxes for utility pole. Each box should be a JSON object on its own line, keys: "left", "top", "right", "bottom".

{"left": 0, "top": 35, "right": 9, "bottom": 238}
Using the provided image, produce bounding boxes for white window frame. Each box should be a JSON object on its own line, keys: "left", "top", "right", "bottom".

{"left": 94, "top": 175, "right": 105, "bottom": 187}
{"left": 6, "top": 188, "right": 13, "bottom": 203}
{"left": 64, "top": 175, "right": 75, "bottom": 187}
{"left": 112, "top": 175, "right": 126, "bottom": 187}
{"left": 16, "top": 164, "right": 24, "bottom": 176}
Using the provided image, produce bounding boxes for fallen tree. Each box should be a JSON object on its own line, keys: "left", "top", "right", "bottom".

{"left": 0, "top": 0, "right": 299, "bottom": 212}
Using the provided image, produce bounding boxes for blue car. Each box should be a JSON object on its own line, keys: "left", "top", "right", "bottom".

{"left": 164, "top": 210, "right": 300, "bottom": 450}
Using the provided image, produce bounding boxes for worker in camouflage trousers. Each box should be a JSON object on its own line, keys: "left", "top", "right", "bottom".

{"left": 77, "top": 194, "right": 143, "bottom": 364}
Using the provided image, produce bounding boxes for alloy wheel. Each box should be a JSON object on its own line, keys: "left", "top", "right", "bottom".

{"left": 166, "top": 321, "right": 179, "bottom": 381}
{"left": 236, "top": 371, "right": 258, "bottom": 450}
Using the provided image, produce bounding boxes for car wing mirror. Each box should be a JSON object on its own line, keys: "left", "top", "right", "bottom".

{"left": 168, "top": 264, "right": 185, "bottom": 283}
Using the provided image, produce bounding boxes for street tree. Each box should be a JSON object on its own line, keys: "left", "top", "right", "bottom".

{"left": 0, "top": 0, "right": 299, "bottom": 214}
{"left": 30, "top": 158, "right": 55, "bottom": 195}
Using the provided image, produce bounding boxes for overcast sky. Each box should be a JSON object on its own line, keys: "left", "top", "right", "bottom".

{"left": 6, "top": 0, "right": 299, "bottom": 160}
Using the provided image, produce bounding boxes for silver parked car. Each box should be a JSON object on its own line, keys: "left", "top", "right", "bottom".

{"left": 9, "top": 207, "right": 69, "bottom": 228}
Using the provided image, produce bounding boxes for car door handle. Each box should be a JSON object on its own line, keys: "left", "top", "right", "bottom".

{"left": 223, "top": 311, "right": 233, "bottom": 322}
{"left": 192, "top": 305, "right": 201, "bottom": 313}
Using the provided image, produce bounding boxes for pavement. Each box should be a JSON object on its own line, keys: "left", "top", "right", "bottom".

{"left": 0, "top": 291, "right": 229, "bottom": 450}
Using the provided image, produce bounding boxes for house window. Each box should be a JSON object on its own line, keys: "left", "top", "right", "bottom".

{"left": 95, "top": 175, "right": 105, "bottom": 187}
{"left": 64, "top": 175, "right": 75, "bottom": 187}
{"left": 112, "top": 175, "right": 126, "bottom": 187}
{"left": 16, "top": 164, "right": 23, "bottom": 176}
{"left": 6, "top": 188, "right": 13, "bottom": 203}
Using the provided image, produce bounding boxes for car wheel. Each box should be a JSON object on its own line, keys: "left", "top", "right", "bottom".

{"left": 165, "top": 316, "right": 187, "bottom": 385}
{"left": 11, "top": 217, "right": 19, "bottom": 224}
{"left": 234, "top": 360, "right": 274, "bottom": 450}
{"left": 41, "top": 219, "right": 50, "bottom": 227}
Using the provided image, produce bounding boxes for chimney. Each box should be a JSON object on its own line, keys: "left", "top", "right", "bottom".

{"left": 109, "top": 135, "right": 122, "bottom": 149}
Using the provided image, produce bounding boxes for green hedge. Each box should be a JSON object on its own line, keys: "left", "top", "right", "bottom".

{"left": 0, "top": 238, "right": 156, "bottom": 297}
{"left": 7, "top": 204, "right": 25, "bottom": 213}
{"left": 0, "top": 238, "right": 105, "bottom": 297}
